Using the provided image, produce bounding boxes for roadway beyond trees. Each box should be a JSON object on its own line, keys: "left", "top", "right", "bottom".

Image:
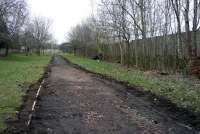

{"left": 15, "top": 56, "right": 197, "bottom": 134}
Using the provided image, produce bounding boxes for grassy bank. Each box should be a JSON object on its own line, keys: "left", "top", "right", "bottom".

{"left": 64, "top": 53, "right": 200, "bottom": 112}
{"left": 0, "top": 54, "right": 50, "bottom": 131}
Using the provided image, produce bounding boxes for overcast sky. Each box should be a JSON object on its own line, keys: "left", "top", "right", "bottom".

{"left": 27, "top": 0, "right": 98, "bottom": 44}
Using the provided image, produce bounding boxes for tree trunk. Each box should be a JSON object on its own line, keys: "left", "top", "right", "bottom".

{"left": 192, "top": 31, "right": 197, "bottom": 57}
{"left": 37, "top": 48, "right": 41, "bottom": 56}
{"left": 5, "top": 44, "right": 9, "bottom": 56}
{"left": 184, "top": 0, "right": 192, "bottom": 59}
{"left": 171, "top": 0, "right": 183, "bottom": 59}
{"left": 192, "top": 0, "right": 198, "bottom": 57}
{"left": 119, "top": 43, "right": 124, "bottom": 64}
{"left": 177, "top": 20, "right": 182, "bottom": 59}
{"left": 140, "top": 0, "right": 147, "bottom": 69}
{"left": 126, "top": 41, "right": 131, "bottom": 67}
{"left": 134, "top": 40, "right": 138, "bottom": 67}
{"left": 26, "top": 47, "right": 29, "bottom": 56}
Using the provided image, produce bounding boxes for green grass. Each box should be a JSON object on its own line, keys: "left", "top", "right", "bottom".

{"left": 64, "top": 53, "right": 200, "bottom": 112}
{"left": 0, "top": 54, "right": 50, "bottom": 131}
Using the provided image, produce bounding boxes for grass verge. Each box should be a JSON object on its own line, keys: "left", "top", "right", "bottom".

{"left": 0, "top": 54, "right": 50, "bottom": 131}
{"left": 64, "top": 53, "right": 200, "bottom": 112}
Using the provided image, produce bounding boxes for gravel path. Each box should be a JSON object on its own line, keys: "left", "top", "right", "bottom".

{"left": 28, "top": 56, "right": 198, "bottom": 134}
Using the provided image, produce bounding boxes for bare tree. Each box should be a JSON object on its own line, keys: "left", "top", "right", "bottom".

{"left": 0, "top": 0, "right": 28, "bottom": 56}
{"left": 19, "top": 16, "right": 53, "bottom": 55}
{"left": 31, "top": 16, "right": 52, "bottom": 55}
{"left": 0, "top": 0, "right": 26, "bottom": 55}
{"left": 170, "top": 0, "right": 183, "bottom": 59}
{"left": 66, "top": 0, "right": 200, "bottom": 74}
{"left": 183, "top": 0, "right": 192, "bottom": 59}
{"left": 192, "top": 0, "right": 200, "bottom": 57}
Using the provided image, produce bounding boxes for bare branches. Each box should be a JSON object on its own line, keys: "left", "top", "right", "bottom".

{"left": 68, "top": 0, "right": 200, "bottom": 72}
{"left": 21, "top": 16, "right": 53, "bottom": 55}
{"left": 0, "top": 0, "right": 28, "bottom": 56}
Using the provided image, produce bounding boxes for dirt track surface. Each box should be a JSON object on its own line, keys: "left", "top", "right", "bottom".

{"left": 28, "top": 56, "right": 199, "bottom": 134}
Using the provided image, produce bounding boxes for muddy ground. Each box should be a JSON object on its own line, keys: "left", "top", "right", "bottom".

{"left": 6, "top": 56, "right": 200, "bottom": 134}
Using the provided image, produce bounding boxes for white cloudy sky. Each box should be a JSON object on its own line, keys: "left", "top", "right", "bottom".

{"left": 27, "top": 0, "right": 99, "bottom": 44}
